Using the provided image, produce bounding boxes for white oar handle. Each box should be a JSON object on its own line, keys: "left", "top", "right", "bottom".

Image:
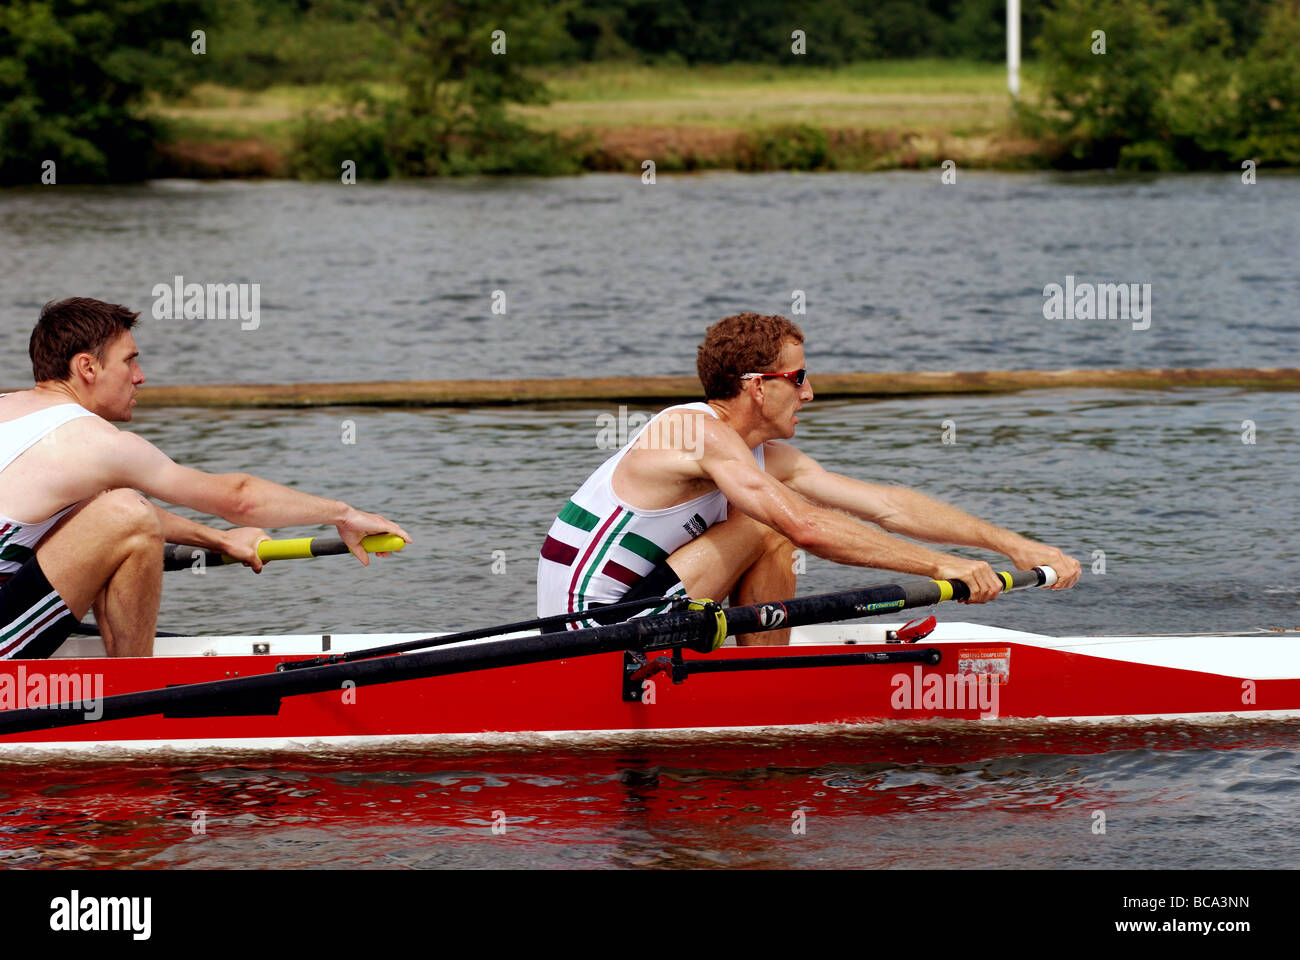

{"left": 1036, "top": 565, "right": 1059, "bottom": 587}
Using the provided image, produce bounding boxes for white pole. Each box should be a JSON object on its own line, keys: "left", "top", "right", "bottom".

{"left": 1007, "top": 0, "right": 1021, "bottom": 97}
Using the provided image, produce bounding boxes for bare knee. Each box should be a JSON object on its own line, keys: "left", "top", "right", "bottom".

{"left": 89, "top": 489, "right": 162, "bottom": 542}
{"left": 727, "top": 511, "right": 793, "bottom": 552}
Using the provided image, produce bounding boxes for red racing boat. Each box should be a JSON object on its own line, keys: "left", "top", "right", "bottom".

{"left": 2, "top": 565, "right": 1298, "bottom": 757}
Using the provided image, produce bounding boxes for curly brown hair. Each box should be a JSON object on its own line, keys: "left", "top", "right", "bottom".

{"left": 696, "top": 313, "right": 804, "bottom": 400}
{"left": 30, "top": 298, "right": 139, "bottom": 382}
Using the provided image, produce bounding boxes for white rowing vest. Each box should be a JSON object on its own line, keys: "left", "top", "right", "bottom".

{"left": 0, "top": 403, "right": 97, "bottom": 575}
{"left": 536, "top": 402, "right": 765, "bottom": 626}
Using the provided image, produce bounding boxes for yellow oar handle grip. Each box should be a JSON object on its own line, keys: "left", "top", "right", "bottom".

{"left": 254, "top": 537, "right": 317, "bottom": 562}
{"left": 164, "top": 535, "right": 407, "bottom": 571}
{"left": 359, "top": 533, "right": 408, "bottom": 554}
{"left": 251, "top": 534, "right": 407, "bottom": 562}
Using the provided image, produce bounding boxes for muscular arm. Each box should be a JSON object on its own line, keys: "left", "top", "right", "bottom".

{"left": 695, "top": 421, "right": 1006, "bottom": 597}
{"left": 769, "top": 442, "right": 1081, "bottom": 589}
{"left": 95, "top": 428, "right": 409, "bottom": 564}
{"left": 778, "top": 448, "right": 1021, "bottom": 550}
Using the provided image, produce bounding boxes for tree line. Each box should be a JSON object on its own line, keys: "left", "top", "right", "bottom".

{"left": 1, "top": 0, "right": 1296, "bottom": 182}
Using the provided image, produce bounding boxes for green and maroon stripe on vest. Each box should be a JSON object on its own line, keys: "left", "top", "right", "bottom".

{"left": 568, "top": 507, "right": 631, "bottom": 615}
{"left": 540, "top": 500, "right": 599, "bottom": 567}
{"left": 545, "top": 500, "right": 677, "bottom": 620}
{"left": 600, "top": 530, "right": 668, "bottom": 586}
{"left": 544, "top": 505, "right": 671, "bottom": 589}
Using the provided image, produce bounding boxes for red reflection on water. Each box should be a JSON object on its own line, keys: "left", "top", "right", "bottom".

{"left": 2, "top": 719, "right": 1297, "bottom": 868}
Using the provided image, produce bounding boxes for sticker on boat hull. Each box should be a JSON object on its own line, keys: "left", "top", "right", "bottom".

{"left": 957, "top": 647, "right": 1011, "bottom": 685}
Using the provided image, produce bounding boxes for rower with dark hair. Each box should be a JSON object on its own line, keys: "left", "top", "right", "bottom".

{"left": 0, "top": 297, "right": 410, "bottom": 659}
{"left": 537, "top": 312, "right": 1080, "bottom": 643}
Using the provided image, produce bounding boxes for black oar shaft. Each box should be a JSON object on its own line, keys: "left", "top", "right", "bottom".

{"left": 162, "top": 545, "right": 223, "bottom": 570}
{"left": 281, "top": 593, "right": 688, "bottom": 670}
{"left": 720, "top": 567, "right": 1048, "bottom": 635}
{"left": 287, "top": 568, "right": 1049, "bottom": 670}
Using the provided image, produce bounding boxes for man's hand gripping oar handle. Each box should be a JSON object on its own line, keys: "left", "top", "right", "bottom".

{"left": 937, "top": 564, "right": 1058, "bottom": 602}
{"left": 162, "top": 534, "right": 407, "bottom": 571}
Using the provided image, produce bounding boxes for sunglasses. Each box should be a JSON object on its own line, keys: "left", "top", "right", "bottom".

{"left": 739, "top": 368, "right": 807, "bottom": 387}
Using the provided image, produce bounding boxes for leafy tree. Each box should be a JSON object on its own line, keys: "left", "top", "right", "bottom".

{"left": 380, "top": 0, "right": 569, "bottom": 122}
{"left": 944, "top": 0, "right": 1045, "bottom": 61}
{"left": 563, "top": 0, "right": 875, "bottom": 65}
{"left": 1226, "top": 0, "right": 1300, "bottom": 163}
{"left": 293, "top": 0, "right": 578, "bottom": 177}
{"left": 1023, "top": 0, "right": 1300, "bottom": 169}
{"left": 867, "top": 1, "right": 948, "bottom": 58}
{"left": 0, "top": 0, "right": 212, "bottom": 183}
{"left": 1024, "top": 0, "right": 1233, "bottom": 168}
{"left": 183, "top": 0, "right": 397, "bottom": 89}
{"left": 1028, "top": 0, "right": 1174, "bottom": 165}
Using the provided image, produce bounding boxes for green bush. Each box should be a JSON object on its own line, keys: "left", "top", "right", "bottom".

{"left": 287, "top": 110, "right": 393, "bottom": 180}
{"left": 375, "top": 109, "right": 580, "bottom": 178}
{"left": 1117, "top": 140, "right": 1185, "bottom": 171}
{"left": 737, "top": 124, "right": 831, "bottom": 171}
{"left": 1027, "top": 0, "right": 1186, "bottom": 166}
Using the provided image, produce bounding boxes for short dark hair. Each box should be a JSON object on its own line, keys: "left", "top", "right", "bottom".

{"left": 30, "top": 298, "right": 139, "bottom": 382}
{"left": 696, "top": 313, "right": 804, "bottom": 400}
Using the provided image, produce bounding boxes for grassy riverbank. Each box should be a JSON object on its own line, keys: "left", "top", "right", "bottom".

{"left": 151, "top": 60, "right": 1052, "bottom": 177}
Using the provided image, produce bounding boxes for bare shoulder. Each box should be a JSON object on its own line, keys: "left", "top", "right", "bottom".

{"left": 52, "top": 412, "right": 122, "bottom": 444}
{"left": 628, "top": 407, "right": 744, "bottom": 464}
{"left": 687, "top": 410, "right": 750, "bottom": 454}
{"left": 0, "top": 408, "right": 157, "bottom": 514}
{"left": 760, "top": 440, "right": 822, "bottom": 481}
{"left": 48, "top": 417, "right": 170, "bottom": 478}
{"left": 650, "top": 406, "right": 720, "bottom": 434}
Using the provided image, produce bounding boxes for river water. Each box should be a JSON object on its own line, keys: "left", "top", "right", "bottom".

{"left": 0, "top": 172, "right": 1296, "bottom": 877}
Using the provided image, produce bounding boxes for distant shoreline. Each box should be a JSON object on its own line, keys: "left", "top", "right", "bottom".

{"left": 151, "top": 60, "right": 1058, "bottom": 179}
{"left": 151, "top": 124, "right": 1055, "bottom": 179}
{"left": 143, "top": 57, "right": 1298, "bottom": 179}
